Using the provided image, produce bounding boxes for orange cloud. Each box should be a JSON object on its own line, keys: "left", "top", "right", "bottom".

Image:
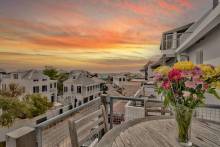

{"left": 0, "top": 0, "right": 209, "bottom": 72}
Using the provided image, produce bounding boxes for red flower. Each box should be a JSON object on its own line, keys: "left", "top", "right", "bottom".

{"left": 168, "top": 69, "right": 182, "bottom": 81}
{"left": 162, "top": 80, "right": 171, "bottom": 90}
{"left": 203, "top": 83, "right": 209, "bottom": 90}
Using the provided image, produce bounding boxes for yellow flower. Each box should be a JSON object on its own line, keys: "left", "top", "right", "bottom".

{"left": 198, "top": 64, "right": 216, "bottom": 78}
{"left": 215, "top": 65, "right": 220, "bottom": 75}
{"left": 173, "top": 61, "right": 195, "bottom": 70}
{"left": 154, "top": 66, "right": 171, "bottom": 75}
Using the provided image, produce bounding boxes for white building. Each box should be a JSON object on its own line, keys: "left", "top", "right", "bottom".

{"left": 0, "top": 70, "right": 57, "bottom": 102}
{"left": 159, "top": 0, "right": 220, "bottom": 65}
{"left": 63, "top": 71, "right": 102, "bottom": 107}
{"left": 176, "top": 1, "right": 220, "bottom": 65}
{"left": 112, "top": 75, "right": 126, "bottom": 88}
{"left": 152, "top": 0, "right": 220, "bottom": 104}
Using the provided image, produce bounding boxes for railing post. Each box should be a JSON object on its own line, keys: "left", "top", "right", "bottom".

{"left": 110, "top": 97, "right": 113, "bottom": 129}
{"left": 6, "top": 127, "right": 37, "bottom": 147}
{"left": 101, "top": 94, "right": 108, "bottom": 111}
{"left": 36, "top": 127, "right": 42, "bottom": 147}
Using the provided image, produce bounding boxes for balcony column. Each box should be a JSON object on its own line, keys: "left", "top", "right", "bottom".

{"left": 172, "top": 32, "right": 177, "bottom": 49}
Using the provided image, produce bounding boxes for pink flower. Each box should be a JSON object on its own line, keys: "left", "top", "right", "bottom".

{"left": 162, "top": 80, "right": 171, "bottom": 90}
{"left": 183, "top": 91, "right": 191, "bottom": 98}
{"left": 154, "top": 73, "right": 162, "bottom": 81}
{"left": 193, "top": 79, "right": 203, "bottom": 85}
{"left": 168, "top": 69, "right": 182, "bottom": 81}
{"left": 192, "top": 66, "right": 202, "bottom": 76}
{"left": 185, "top": 81, "right": 197, "bottom": 89}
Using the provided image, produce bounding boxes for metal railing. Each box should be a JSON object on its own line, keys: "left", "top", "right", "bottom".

{"left": 109, "top": 96, "right": 144, "bottom": 129}
{"left": 194, "top": 104, "right": 220, "bottom": 122}
{"left": 107, "top": 96, "right": 220, "bottom": 130}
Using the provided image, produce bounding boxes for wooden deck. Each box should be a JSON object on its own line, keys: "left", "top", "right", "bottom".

{"left": 97, "top": 117, "right": 220, "bottom": 147}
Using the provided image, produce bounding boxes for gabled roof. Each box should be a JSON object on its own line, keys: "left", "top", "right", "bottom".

{"left": 22, "top": 70, "right": 48, "bottom": 80}
{"left": 176, "top": 4, "right": 220, "bottom": 53}
{"left": 10, "top": 69, "right": 49, "bottom": 80}
{"left": 65, "top": 71, "right": 102, "bottom": 85}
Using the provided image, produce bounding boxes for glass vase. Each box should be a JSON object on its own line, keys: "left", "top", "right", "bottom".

{"left": 174, "top": 105, "right": 193, "bottom": 147}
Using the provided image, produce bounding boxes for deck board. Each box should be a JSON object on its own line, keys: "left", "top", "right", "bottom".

{"left": 97, "top": 117, "right": 220, "bottom": 147}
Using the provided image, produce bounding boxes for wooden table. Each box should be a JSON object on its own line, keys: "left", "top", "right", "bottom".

{"left": 97, "top": 117, "right": 220, "bottom": 147}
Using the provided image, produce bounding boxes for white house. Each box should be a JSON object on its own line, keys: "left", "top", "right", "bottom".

{"left": 159, "top": 0, "right": 220, "bottom": 65}
{"left": 0, "top": 70, "right": 57, "bottom": 102}
{"left": 175, "top": 1, "right": 220, "bottom": 65}
{"left": 152, "top": 0, "right": 220, "bottom": 104}
{"left": 112, "top": 75, "right": 126, "bottom": 88}
{"left": 63, "top": 71, "right": 102, "bottom": 107}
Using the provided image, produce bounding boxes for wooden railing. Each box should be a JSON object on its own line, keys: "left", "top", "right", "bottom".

{"left": 5, "top": 95, "right": 220, "bottom": 147}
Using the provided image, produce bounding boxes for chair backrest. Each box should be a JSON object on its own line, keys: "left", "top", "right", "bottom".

{"left": 144, "top": 99, "right": 172, "bottom": 117}
{"left": 68, "top": 105, "right": 108, "bottom": 147}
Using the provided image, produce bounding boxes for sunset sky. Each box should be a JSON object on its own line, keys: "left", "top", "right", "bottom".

{"left": 0, "top": 0, "right": 213, "bottom": 72}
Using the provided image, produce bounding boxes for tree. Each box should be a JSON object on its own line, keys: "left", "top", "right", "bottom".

{"left": 0, "top": 94, "right": 52, "bottom": 127}
{"left": 23, "top": 94, "right": 52, "bottom": 117}
{"left": 57, "top": 72, "right": 69, "bottom": 95}
{"left": 43, "top": 66, "right": 69, "bottom": 95}
{"left": 0, "top": 96, "right": 28, "bottom": 127}
{"left": 0, "top": 83, "right": 23, "bottom": 98}
{"left": 43, "top": 66, "right": 59, "bottom": 80}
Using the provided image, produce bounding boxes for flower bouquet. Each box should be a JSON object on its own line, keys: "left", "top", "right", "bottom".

{"left": 154, "top": 61, "right": 220, "bottom": 146}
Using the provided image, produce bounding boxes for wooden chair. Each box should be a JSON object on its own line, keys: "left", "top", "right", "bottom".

{"left": 68, "top": 105, "right": 108, "bottom": 147}
{"left": 144, "top": 99, "right": 172, "bottom": 117}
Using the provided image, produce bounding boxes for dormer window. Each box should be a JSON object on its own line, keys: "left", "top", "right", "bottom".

{"left": 72, "top": 76, "right": 75, "bottom": 79}
{"left": 33, "top": 79, "right": 38, "bottom": 82}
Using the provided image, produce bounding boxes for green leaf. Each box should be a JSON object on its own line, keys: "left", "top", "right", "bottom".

{"left": 164, "top": 95, "right": 170, "bottom": 107}
{"left": 208, "top": 88, "right": 220, "bottom": 100}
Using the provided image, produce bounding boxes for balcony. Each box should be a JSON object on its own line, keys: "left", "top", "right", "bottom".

{"left": 4, "top": 85, "right": 220, "bottom": 147}
{"left": 161, "top": 49, "right": 175, "bottom": 57}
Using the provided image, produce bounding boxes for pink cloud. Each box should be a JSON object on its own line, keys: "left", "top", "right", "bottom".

{"left": 158, "top": 0, "right": 182, "bottom": 13}
{"left": 178, "top": 0, "right": 192, "bottom": 8}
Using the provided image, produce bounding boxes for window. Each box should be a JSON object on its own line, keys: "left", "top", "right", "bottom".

{"left": 119, "top": 78, "right": 121, "bottom": 82}
{"left": 77, "top": 86, "right": 81, "bottom": 94}
{"left": 50, "top": 83, "right": 53, "bottom": 89}
{"left": 33, "top": 86, "right": 39, "bottom": 93}
{"left": 123, "top": 78, "right": 125, "bottom": 81}
{"left": 166, "top": 34, "right": 173, "bottom": 49}
{"left": 33, "top": 79, "right": 38, "bottom": 82}
{"left": 87, "top": 87, "right": 89, "bottom": 92}
{"left": 89, "top": 95, "right": 94, "bottom": 101}
{"left": 78, "top": 101, "right": 82, "bottom": 106}
{"left": 83, "top": 97, "right": 88, "bottom": 103}
{"left": 196, "top": 50, "right": 203, "bottom": 64}
{"left": 13, "top": 74, "right": 18, "bottom": 79}
{"left": 71, "top": 85, "right": 74, "bottom": 92}
{"left": 54, "top": 83, "right": 56, "bottom": 88}
{"left": 74, "top": 99, "right": 77, "bottom": 108}
{"left": 42, "top": 85, "right": 47, "bottom": 92}
{"left": 42, "top": 79, "right": 47, "bottom": 81}
{"left": 64, "top": 86, "right": 68, "bottom": 92}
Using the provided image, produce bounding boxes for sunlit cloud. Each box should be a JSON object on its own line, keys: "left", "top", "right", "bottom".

{"left": 0, "top": 0, "right": 212, "bottom": 72}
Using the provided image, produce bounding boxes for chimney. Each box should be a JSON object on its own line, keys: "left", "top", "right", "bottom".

{"left": 213, "top": 0, "right": 219, "bottom": 9}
